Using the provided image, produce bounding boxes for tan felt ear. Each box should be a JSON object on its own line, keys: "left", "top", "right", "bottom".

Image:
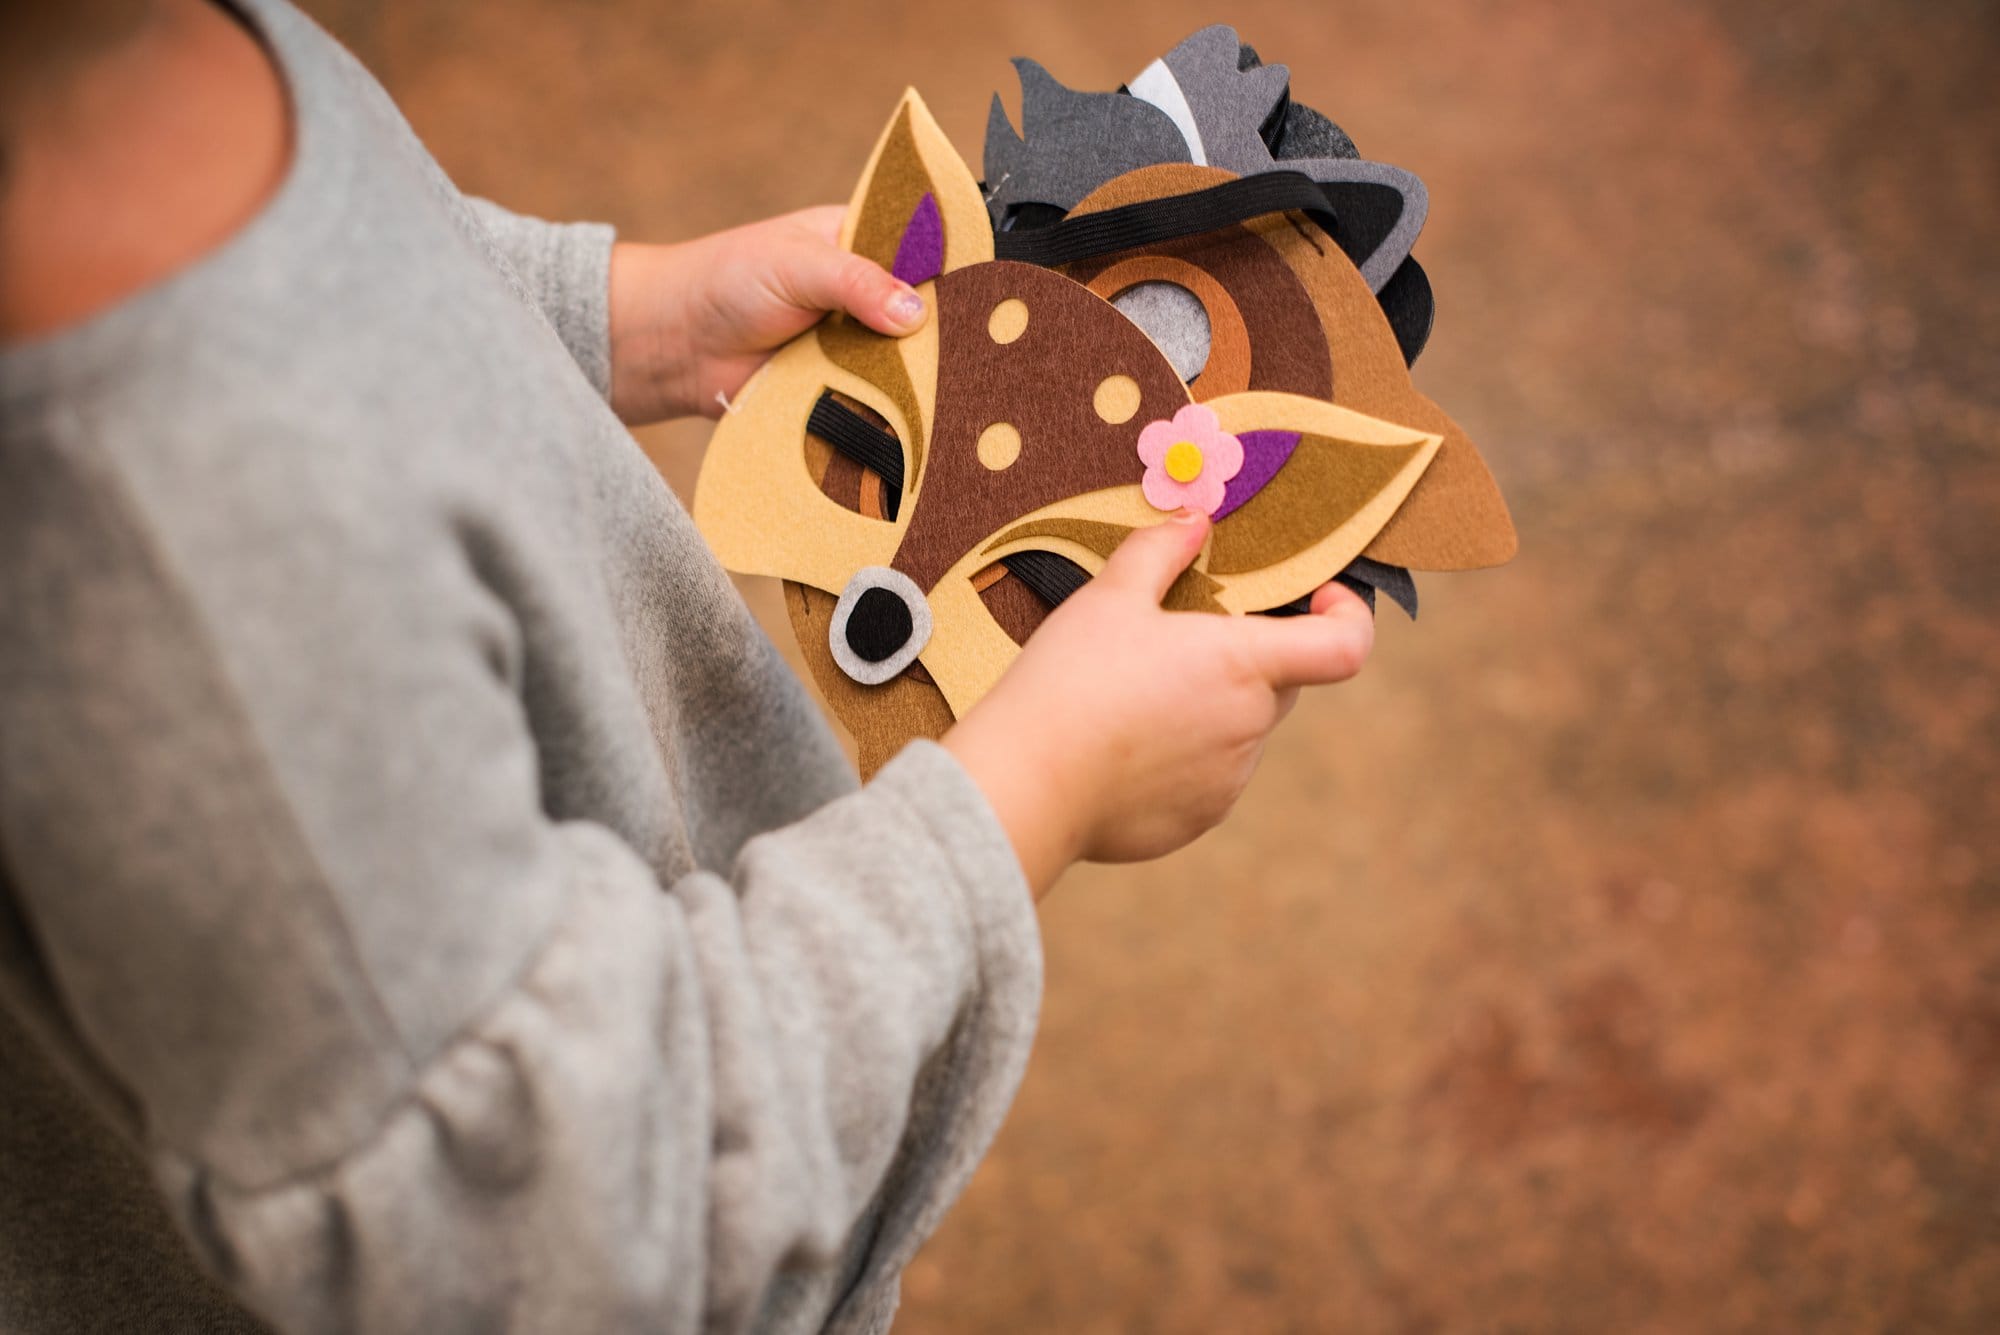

{"left": 1203, "top": 392, "right": 1443, "bottom": 612}
{"left": 786, "top": 581, "right": 955, "bottom": 779}
{"left": 842, "top": 89, "right": 995, "bottom": 278}
{"left": 1241, "top": 209, "right": 1516, "bottom": 570}
{"left": 1071, "top": 163, "right": 1514, "bottom": 571}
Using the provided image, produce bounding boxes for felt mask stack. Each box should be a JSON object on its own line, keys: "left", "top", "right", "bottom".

{"left": 693, "top": 25, "right": 1517, "bottom": 775}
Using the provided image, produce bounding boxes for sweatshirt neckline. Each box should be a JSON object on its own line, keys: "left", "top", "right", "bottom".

{"left": 0, "top": 0, "right": 346, "bottom": 412}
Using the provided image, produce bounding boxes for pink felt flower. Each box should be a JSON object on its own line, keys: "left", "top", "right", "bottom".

{"left": 1136, "top": 402, "right": 1244, "bottom": 516}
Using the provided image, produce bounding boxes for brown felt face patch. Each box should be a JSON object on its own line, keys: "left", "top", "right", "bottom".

{"left": 888, "top": 260, "right": 1190, "bottom": 593}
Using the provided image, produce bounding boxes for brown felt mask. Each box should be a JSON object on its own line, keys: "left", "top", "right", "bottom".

{"left": 692, "top": 90, "right": 1514, "bottom": 776}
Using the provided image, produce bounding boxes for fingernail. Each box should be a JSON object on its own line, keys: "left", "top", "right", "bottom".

{"left": 887, "top": 287, "right": 925, "bottom": 327}
{"left": 1171, "top": 507, "right": 1206, "bottom": 525}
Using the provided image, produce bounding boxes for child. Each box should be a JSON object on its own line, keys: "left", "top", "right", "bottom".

{"left": 0, "top": 1, "right": 1375, "bottom": 1331}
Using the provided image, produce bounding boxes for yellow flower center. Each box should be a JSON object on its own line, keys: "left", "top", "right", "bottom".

{"left": 1164, "top": 440, "right": 1205, "bottom": 483}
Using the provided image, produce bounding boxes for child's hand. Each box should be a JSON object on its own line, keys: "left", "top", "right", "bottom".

{"left": 608, "top": 206, "right": 926, "bottom": 424}
{"left": 943, "top": 511, "right": 1375, "bottom": 898}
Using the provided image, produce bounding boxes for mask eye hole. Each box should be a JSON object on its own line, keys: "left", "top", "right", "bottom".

{"left": 1111, "top": 280, "right": 1211, "bottom": 383}
{"left": 974, "top": 550, "right": 1091, "bottom": 646}
{"left": 805, "top": 390, "right": 905, "bottom": 521}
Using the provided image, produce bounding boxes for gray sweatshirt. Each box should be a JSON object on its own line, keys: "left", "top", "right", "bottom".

{"left": 0, "top": 2, "right": 1042, "bottom": 1332}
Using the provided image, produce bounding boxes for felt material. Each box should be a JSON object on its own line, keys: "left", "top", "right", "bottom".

{"left": 1241, "top": 204, "right": 1514, "bottom": 568}
{"left": 987, "top": 297, "right": 1029, "bottom": 344}
{"left": 1127, "top": 26, "right": 1426, "bottom": 295}
{"left": 976, "top": 566, "right": 1052, "bottom": 646}
{"left": 1065, "top": 163, "right": 1512, "bottom": 570}
{"left": 1126, "top": 59, "right": 1209, "bottom": 165}
{"left": 1252, "top": 71, "right": 1436, "bottom": 360}
{"left": 1210, "top": 434, "right": 1426, "bottom": 574}
{"left": 784, "top": 582, "right": 954, "bottom": 778}
{"left": 982, "top": 58, "right": 1191, "bottom": 227}
{"left": 1345, "top": 554, "right": 1419, "bottom": 618}
{"left": 1145, "top": 26, "right": 1293, "bottom": 177}
{"left": 984, "top": 515, "right": 1136, "bottom": 561}
{"left": 976, "top": 421, "right": 1023, "bottom": 470}
{"left": 828, "top": 566, "right": 933, "bottom": 684}
{"left": 891, "top": 192, "right": 945, "bottom": 286}
{"left": 804, "top": 430, "right": 865, "bottom": 513}
{"left": 1091, "top": 372, "right": 1143, "bottom": 424}
{"left": 692, "top": 338, "right": 911, "bottom": 596}
{"left": 980, "top": 515, "right": 1227, "bottom": 615}
{"left": 1215, "top": 428, "right": 1301, "bottom": 520}
{"left": 846, "top": 588, "right": 915, "bottom": 663}
{"left": 1201, "top": 390, "right": 1442, "bottom": 610}
{"left": 699, "top": 80, "right": 1511, "bottom": 754}
{"left": 1272, "top": 98, "right": 1360, "bottom": 162}
{"left": 1062, "top": 182, "right": 1331, "bottom": 402}
{"left": 1084, "top": 255, "right": 1254, "bottom": 395}
{"left": 1374, "top": 256, "right": 1436, "bottom": 367}
{"left": 842, "top": 90, "right": 995, "bottom": 282}
{"left": 992, "top": 171, "right": 1341, "bottom": 269}
{"left": 817, "top": 316, "right": 928, "bottom": 487}
{"left": 849, "top": 107, "right": 930, "bottom": 276}
{"left": 1137, "top": 402, "right": 1243, "bottom": 515}
{"left": 1301, "top": 163, "right": 1432, "bottom": 295}
{"left": 859, "top": 469, "right": 891, "bottom": 523}
{"left": 895, "top": 260, "right": 1187, "bottom": 592}
{"left": 1111, "top": 281, "right": 1211, "bottom": 381}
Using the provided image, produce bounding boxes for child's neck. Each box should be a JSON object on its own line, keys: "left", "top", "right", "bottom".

{"left": 0, "top": 0, "right": 291, "bottom": 342}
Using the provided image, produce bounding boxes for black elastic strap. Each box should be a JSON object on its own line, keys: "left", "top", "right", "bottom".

{"left": 997, "top": 546, "right": 1416, "bottom": 621}
{"left": 998, "top": 550, "right": 1091, "bottom": 607}
{"left": 992, "top": 171, "right": 1338, "bottom": 269}
{"left": 808, "top": 392, "right": 905, "bottom": 507}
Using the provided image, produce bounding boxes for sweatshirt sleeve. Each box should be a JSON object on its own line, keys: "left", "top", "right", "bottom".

{"left": 0, "top": 443, "right": 1042, "bottom": 1334}
{"left": 462, "top": 198, "right": 617, "bottom": 399}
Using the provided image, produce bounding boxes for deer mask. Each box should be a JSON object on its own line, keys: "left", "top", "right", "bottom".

{"left": 693, "top": 90, "right": 1515, "bottom": 774}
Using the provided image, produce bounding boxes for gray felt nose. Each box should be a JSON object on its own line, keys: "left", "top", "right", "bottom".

{"left": 828, "top": 567, "right": 933, "bottom": 685}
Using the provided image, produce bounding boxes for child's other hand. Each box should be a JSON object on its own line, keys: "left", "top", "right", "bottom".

{"left": 607, "top": 206, "right": 924, "bottom": 424}
{"left": 943, "top": 512, "right": 1375, "bottom": 899}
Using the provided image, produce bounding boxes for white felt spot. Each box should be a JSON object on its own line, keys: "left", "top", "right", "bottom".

{"left": 1128, "top": 60, "right": 1207, "bottom": 166}
{"left": 1112, "top": 281, "right": 1212, "bottom": 382}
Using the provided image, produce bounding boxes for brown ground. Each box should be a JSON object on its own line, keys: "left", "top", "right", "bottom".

{"left": 302, "top": 0, "right": 2000, "bottom": 1328}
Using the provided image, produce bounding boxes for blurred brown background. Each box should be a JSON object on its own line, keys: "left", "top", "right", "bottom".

{"left": 300, "top": 0, "right": 1998, "bottom": 1328}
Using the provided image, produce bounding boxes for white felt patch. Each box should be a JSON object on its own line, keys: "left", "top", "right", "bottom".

{"left": 1128, "top": 60, "right": 1206, "bottom": 166}
{"left": 828, "top": 566, "right": 934, "bottom": 685}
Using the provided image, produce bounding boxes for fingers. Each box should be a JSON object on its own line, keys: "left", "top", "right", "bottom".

{"left": 1244, "top": 588, "right": 1376, "bottom": 687}
{"left": 1309, "top": 578, "right": 1370, "bottom": 617}
{"left": 784, "top": 205, "right": 846, "bottom": 245}
{"left": 1095, "top": 511, "right": 1210, "bottom": 601}
{"left": 770, "top": 230, "right": 927, "bottom": 336}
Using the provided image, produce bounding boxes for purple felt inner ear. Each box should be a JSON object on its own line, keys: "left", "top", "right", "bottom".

{"left": 891, "top": 193, "right": 944, "bottom": 286}
{"left": 1213, "top": 429, "right": 1301, "bottom": 520}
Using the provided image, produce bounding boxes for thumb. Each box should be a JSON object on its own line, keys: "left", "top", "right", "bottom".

{"left": 773, "top": 238, "right": 928, "bottom": 337}
{"left": 1096, "top": 511, "right": 1210, "bottom": 603}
